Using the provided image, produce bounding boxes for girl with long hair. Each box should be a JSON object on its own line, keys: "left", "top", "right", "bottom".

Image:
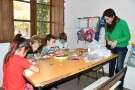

{"left": 2, "top": 34, "right": 39, "bottom": 90}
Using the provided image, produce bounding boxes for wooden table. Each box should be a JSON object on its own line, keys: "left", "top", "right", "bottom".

{"left": 24, "top": 50, "right": 117, "bottom": 90}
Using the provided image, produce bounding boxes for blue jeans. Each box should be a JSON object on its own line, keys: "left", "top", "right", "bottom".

{"left": 107, "top": 45, "right": 128, "bottom": 90}
{"left": 109, "top": 47, "right": 128, "bottom": 77}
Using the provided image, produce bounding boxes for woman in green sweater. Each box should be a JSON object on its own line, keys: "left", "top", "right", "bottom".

{"left": 103, "top": 8, "right": 131, "bottom": 90}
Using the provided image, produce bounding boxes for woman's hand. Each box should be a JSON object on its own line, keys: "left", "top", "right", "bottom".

{"left": 107, "top": 40, "right": 112, "bottom": 45}
{"left": 111, "top": 40, "right": 117, "bottom": 49}
{"left": 106, "top": 37, "right": 112, "bottom": 45}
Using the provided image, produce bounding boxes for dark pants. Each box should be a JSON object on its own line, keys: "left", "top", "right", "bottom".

{"left": 109, "top": 47, "right": 128, "bottom": 76}
{"left": 107, "top": 45, "right": 128, "bottom": 90}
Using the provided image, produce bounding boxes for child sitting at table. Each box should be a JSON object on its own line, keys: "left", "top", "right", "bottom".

{"left": 25, "top": 35, "right": 42, "bottom": 58}
{"left": 41, "top": 34, "right": 57, "bottom": 57}
{"left": 55, "top": 32, "right": 68, "bottom": 50}
{"left": 2, "top": 34, "right": 39, "bottom": 90}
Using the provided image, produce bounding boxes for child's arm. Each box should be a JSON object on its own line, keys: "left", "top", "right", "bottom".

{"left": 64, "top": 42, "right": 68, "bottom": 49}
{"left": 61, "top": 42, "right": 69, "bottom": 51}
{"left": 27, "top": 59, "right": 39, "bottom": 72}
{"left": 41, "top": 46, "right": 49, "bottom": 56}
{"left": 29, "top": 64, "right": 39, "bottom": 73}
{"left": 23, "top": 59, "right": 40, "bottom": 73}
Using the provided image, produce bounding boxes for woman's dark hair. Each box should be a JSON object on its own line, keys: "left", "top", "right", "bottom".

{"left": 102, "top": 8, "right": 120, "bottom": 33}
{"left": 3, "top": 34, "right": 30, "bottom": 64}
{"left": 59, "top": 32, "right": 67, "bottom": 41}
{"left": 45, "top": 34, "right": 55, "bottom": 41}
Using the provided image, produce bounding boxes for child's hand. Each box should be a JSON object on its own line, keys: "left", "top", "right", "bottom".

{"left": 56, "top": 46, "right": 59, "bottom": 50}
{"left": 43, "top": 55, "right": 51, "bottom": 58}
{"left": 31, "top": 62, "right": 37, "bottom": 65}
{"left": 61, "top": 48, "right": 69, "bottom": 51}
{"left": 30, "top": 59, "right": 37, "bottom": 65}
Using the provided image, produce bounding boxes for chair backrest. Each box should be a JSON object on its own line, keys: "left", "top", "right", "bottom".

{"left": 94, "top": 66, "right": 127, "bottom": 90}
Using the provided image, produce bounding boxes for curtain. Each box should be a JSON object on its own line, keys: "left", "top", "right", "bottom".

{"left": 51, "top": 0, "right": 64, "bottom": 38}
{"left": 0, "top": 0, "right": 14, "bottom": 42}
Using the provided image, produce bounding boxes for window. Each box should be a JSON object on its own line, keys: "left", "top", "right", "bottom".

{"left": 13, "top": 0, "right": 31, "bottom": 39}
{"left": 13, "top": 0, "right": 51, "bottom": 38}
{"left": 0, "top": 0, "right": 64, "bottom": 42}
{"left": 36, "top": 0, "right": 51, "bottom": 38}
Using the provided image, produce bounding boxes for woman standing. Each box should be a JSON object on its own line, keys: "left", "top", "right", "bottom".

{"left": 103, "top": 8, "right": 131, "bottom": 89}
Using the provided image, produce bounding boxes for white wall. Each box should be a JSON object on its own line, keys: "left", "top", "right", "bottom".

{"left": 64, "top": 0, "right": 90, "bottom": 49}
{"left": 0, "top": 43, "right": 10, "bottom": 86}
{"left": 64, "top": 0, "right": 78, "bottom": 49}
{"left": 76, "top": 0, "right": 135, "bottom": 29}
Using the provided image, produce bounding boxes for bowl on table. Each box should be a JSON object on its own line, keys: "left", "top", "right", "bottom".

{"left": 54, "top": 54, "right": 68, "bottom": 60}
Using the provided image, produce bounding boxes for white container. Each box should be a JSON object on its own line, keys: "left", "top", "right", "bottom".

{"left": 88, "top": 47, "right": 91, "bottom": 54}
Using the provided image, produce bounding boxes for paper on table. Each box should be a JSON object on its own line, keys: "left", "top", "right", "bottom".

{"left": 24, "top": 69, "right": 34, "bottom": 77}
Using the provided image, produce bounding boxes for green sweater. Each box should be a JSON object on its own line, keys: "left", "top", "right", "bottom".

{"left": 105, "top": 19, "right": 131, "bottom": 47}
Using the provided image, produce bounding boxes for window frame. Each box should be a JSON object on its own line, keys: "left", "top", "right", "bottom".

{"left": 13, "top": 0, "right": 52, "bottom": 38}
{"left": 0, "top": 0, "right": 64, "bottom": 43}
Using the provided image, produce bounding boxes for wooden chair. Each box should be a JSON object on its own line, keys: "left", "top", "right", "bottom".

{"left": 83, "top": 66, "right": 127, "bottom": 90}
